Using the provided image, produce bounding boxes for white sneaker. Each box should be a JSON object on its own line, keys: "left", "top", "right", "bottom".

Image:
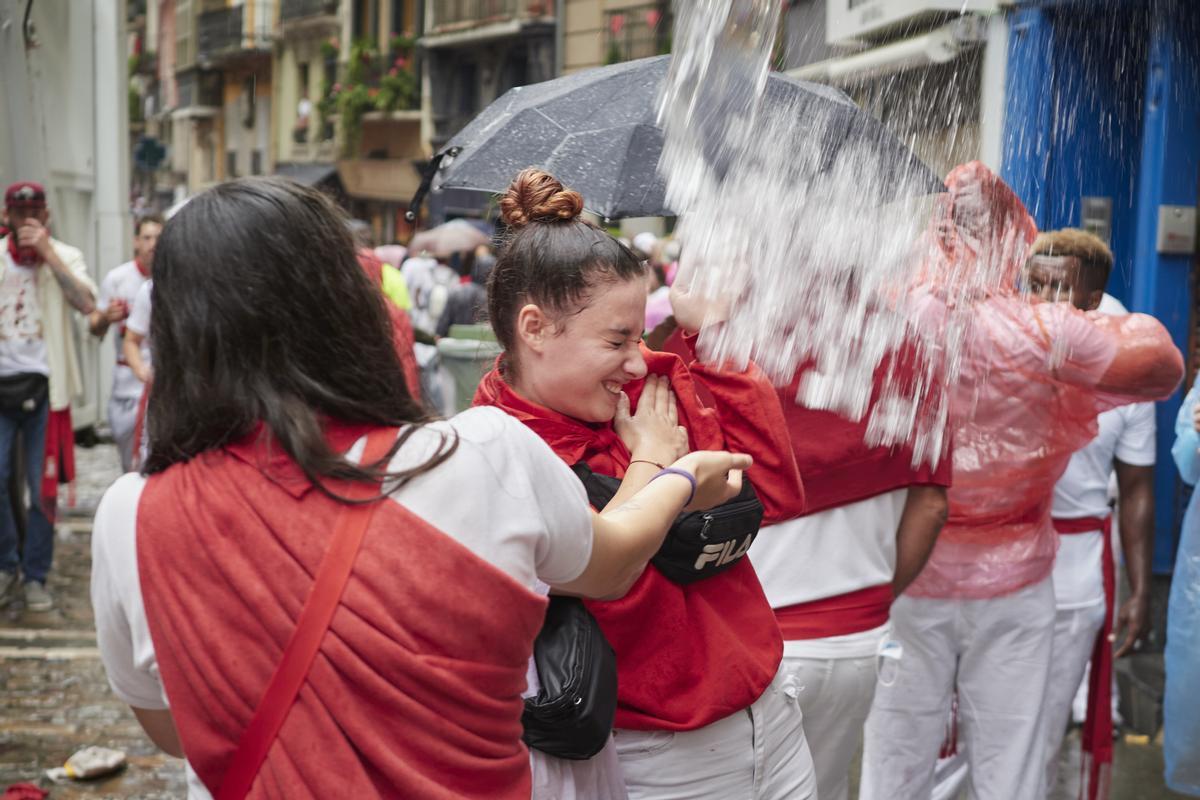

{"left": 23, "top": 580, "right": 53, "bottom": 611}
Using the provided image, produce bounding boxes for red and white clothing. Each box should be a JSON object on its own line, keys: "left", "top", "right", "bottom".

{"left": 475, "top": 336, "right": 817, "bottom": 799}
{"left": 92, "top": 408, "right": 594, "bottom": 798}
{"left": 99, "top": 260, "right": 151, "bottom": 401}
{"left": 98, "top": 259, "right": 150, "bottom": 470}
{"left": 932, "top": 295, "right": 1160, "bottom": 800}
{"left": 751, "top": 360, "right": 951, "bottom": 800}
{"left": 1044, "top": 299, "right": 1156, "bottom": 793}
{"left": 0, "top": 255, "right": 49, "bottom": 376}
{"left": 752, "top": 492, "right": 903, "bottom": 800}
{"left": 0, "top": 235, "right": 95, "bottom": 411}
{"left": 862, "top": 162, "right": 1182, "bottom": 800}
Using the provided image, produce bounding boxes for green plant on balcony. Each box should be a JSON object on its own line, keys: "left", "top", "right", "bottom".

{"left": 329, "top": 37, "right": 419, "bottom": 157}
{"left": 129, "top": 86, "right": 144, "bottom": 124}
{"left": 128, "top": 50, "right": 156, "bottom": 76}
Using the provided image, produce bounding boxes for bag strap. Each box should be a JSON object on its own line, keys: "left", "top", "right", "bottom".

{"left": 216, "top": 427, "right": 397, "bottom": 800}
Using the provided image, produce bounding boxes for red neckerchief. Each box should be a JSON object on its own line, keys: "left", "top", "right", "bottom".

{"left": 6, "top": 233, "right": 39, "bottom": 267}
{"left": 472, "top": 345, "right": 723, "bottom": 473}
{"left": 135, "top": 257, "right": 150, "bottom": 278}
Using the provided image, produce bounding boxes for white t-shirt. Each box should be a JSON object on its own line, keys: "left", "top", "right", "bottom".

{"left": 1051, "top": 403, "right": 1156, "bottom": 609}
{"left": 749, "top": 489, "right": 907, "bottom": 658}
{"left": 125, "top": 280, "right": 153, "bottom": 372}
{"left": 92, "top": 407, "right": 593, "bottom": 798}
{"left": 0, "top": 250, "right": 48, "bottom": 377}
{"left": 1050, "top": 294, "right": 1157, "bottom": 610}
{"left": 98, "top": 261, "right": 150, "bottom": 399}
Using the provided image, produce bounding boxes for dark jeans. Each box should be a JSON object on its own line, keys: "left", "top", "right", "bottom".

{"left": 0, "top": 397, "right": 52, "bottom": 583}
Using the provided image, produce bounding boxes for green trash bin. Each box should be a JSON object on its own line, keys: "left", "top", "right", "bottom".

{"left": 437, "top": 336, "right": 502, "bottom": 413}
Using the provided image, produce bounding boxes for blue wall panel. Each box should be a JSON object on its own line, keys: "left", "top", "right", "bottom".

{"left": 1003, "top": 0, "right": 1200, "bottom": 571}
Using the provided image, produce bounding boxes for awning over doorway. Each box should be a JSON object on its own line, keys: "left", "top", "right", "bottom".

{"left": 274, "top": 161, "right": 339, "bottom": 187}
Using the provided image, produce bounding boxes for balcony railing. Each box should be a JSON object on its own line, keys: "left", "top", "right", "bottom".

{"left": 429, "top": 0, "right": 551, "bottom": 31}
{"left": 197, "top": 2, "right": 274, "bottom": 64}
{"left": 280, "top": 0, "right": 337, "bottom": 23}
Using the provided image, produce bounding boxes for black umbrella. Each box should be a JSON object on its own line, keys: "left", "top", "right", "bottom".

{"left": 423, "top": 55, "right": 943, "bottom": 221}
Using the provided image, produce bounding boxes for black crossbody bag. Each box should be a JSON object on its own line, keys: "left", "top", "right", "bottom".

{"left": 0, "top": 373, "right": 48, "bottom": 414}
{"left": 522, "top": 462, "right": 764, "bottom": 760}
{"left": 571, "top": 462, "right": 765, "bottom": 585}
{"left": 521, "top": 595, "right": 618, "bottom": 760}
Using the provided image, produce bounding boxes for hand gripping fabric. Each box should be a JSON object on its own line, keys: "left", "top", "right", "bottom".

{"left": 215, "top": 428, "right": 396, "bottom": 800}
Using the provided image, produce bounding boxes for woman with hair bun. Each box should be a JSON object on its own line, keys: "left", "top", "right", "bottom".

{"left": 89, "top": 176, "right": 755, "bottom": 799}
{"left": 476, "top": 168, "right": 818, "bottom": 799}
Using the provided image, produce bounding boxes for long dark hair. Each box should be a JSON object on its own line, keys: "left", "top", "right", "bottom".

{"left": 144, "top": 177, "right": 454, "bottom": 497}
{"left": 487, "top": 169, "right": 644, "bottom": 376}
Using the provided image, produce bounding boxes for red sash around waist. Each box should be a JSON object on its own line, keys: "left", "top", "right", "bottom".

{"left": 774, "top": 583, "right": 894, "bottom": 641}
{"left": 1053, "top": 514, "right": 1114, "bottom": 800}
{"left": 1052, "top": 515, "right": 1107, "bottom": 535}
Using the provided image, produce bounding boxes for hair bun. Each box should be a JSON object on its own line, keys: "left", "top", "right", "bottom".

{"left": 500, "top": 168, "right": 585, "bottom": 228}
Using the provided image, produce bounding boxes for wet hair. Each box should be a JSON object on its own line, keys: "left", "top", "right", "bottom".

{"left": 144, "top": 177, "right": 454, "bottom": 499}
{"left": 134, "top": 212, "right": 165, "bottom": 236}
{"left": 487, "top": 168, "right": 644, "bottom": 371}
{"left": 1031, "top": 228, "right": 1113, "bottom": 292}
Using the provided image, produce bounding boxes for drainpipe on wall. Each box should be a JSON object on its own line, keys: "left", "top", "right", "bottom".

{"left": 554, "top": 0, "right": 564, "bottom": 75}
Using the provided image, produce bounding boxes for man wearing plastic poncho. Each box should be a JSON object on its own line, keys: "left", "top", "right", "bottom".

{"left": 859, "top": 162, "right": 1183, "bottom": 800}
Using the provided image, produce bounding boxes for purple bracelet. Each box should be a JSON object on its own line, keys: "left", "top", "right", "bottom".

{"left": 652, "top": 467, "right": 697, "bottom": 507}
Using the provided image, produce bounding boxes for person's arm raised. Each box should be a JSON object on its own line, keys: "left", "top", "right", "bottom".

{"left": 665, "top": 284, "right": 805, "bottom": 521}
{"left": 554, "top": 451, "right": 752, "bottom": 600}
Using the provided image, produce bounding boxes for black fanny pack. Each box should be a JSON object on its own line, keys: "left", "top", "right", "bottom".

{"left": 522, "top": 595, "right": 618, "bottom": 760}
{"left": 0, "top": 372, "right": 48, "bottom": 414}
{"left": 571, "top": 462, "right": 765, "bottom": 585}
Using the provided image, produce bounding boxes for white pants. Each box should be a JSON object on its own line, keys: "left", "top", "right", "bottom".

{"left": 613, "top": 666, "right": 817, "bottom": 800}
{"left": 931, "top": 599, "right": 1106, "bottom": 800}
{"left": 780, "top": 652, "right": 877, "bottom": 800}
{"left": 531, "top": 735, "right": 628, "bottom": 800}
{"left": 1043, "top": 601, "right": 1106, "bottom": 791}
{"left": 107, "top": 394, "right": 141, "bottom": 473}
{"left": 861, "top": 577, "right": 1056, "bottom": 800}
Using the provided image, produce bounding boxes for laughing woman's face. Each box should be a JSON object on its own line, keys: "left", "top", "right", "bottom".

{"left": 516, "top": 276, "right": 649, "bottom": 423}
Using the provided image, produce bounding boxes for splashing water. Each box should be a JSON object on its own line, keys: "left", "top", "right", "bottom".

{"left": 657, "top": 0, "right": 1025, "bottom": 467}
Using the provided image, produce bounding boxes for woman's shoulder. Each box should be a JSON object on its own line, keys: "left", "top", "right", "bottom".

{"left": 396, "top": 407, "right": 557, "bottom": 474}
{"left": 96, "top": 472, "right": 150, "bottom": 529}
{"left": 92, "top": 473, "right": 150, "bottom": 594}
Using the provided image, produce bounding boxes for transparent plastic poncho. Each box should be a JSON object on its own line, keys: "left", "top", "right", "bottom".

{"left": 904, "top": 162, "right": 1183, "bottom": 599}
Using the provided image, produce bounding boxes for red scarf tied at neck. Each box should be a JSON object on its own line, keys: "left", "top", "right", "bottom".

{"left": 474, "top": 340, "right": 804, "bottom": 731}
{"left": 6, "top": 230, "right": 41, "bottom": 267}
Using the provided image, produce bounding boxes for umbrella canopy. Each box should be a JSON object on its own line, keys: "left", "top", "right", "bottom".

{"left": 435, "top": 55, "right": 942, "bottom": 220}
{"left": 408, "top": 219, "right": 491, "bottom": 257}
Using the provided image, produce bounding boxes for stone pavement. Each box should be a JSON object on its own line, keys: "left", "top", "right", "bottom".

{"left": 0, "top": 440, "right": 1189, "bottom": 798}
{"left": 0, "top": 441, "right": 188, "bottom": 798}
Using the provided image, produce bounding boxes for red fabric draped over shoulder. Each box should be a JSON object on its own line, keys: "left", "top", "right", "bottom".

{"left": 136, "top": 424, "right": 546, "bottom": 799}
{"left": 780, "top": 347, "right": 952, "bottom": 517}
{"left": 475, "top": 338, "right": 802, "bottom": 731}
